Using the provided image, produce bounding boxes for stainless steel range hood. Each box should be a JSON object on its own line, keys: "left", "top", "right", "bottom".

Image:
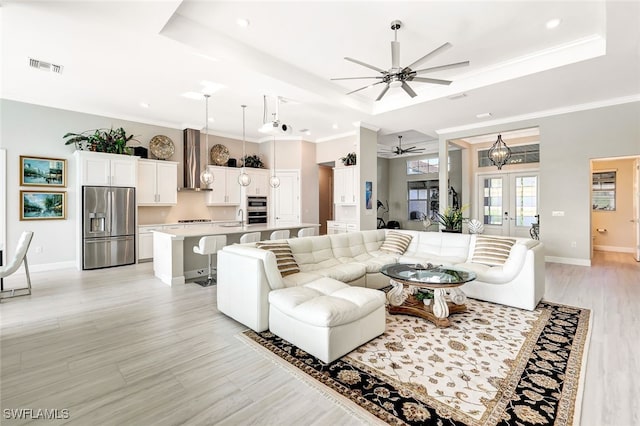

{"left": 179, "top": 128, "right": 212, "bottom": 191}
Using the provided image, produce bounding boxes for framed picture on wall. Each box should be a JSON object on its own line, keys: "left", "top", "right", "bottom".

{"left": 20, "top": 156, "right": 67, "bottom": 187}
{"left": 20, "top": 190, "right": 66, "bottom": 220}
{"left": 365, "top": 181, "right": 373, "bottom": 209}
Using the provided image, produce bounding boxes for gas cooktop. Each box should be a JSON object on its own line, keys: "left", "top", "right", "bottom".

{"left": 178, "top": 219, "right": 212, "bottom": 223}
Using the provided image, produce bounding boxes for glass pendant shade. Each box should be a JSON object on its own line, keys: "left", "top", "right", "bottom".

{"left": 488, "top": 134, "right": 512, "bottom": 170}
{"left": 200, "top": 169, "right": 214, "bottom": 186}
{"left": 238, "top": 171, "right": 251, "bottom": 186}
{"left": 269, "top": 175, "right": 280, "bottom": 188}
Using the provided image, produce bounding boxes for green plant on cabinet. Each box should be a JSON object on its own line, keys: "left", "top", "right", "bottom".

{"left": 64, "top": 127, "right": 138, "bottom": 155}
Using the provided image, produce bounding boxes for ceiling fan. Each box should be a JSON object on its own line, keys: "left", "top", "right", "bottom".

{"left": 331, "top": 20, "right": 469, "bottom": 101}
{"left": 379, "top": 135, "right": 425, "bottom": 156}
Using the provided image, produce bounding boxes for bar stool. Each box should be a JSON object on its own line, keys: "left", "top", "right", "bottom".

{"left": 240, "top": 232, "right": 261, "bottom": 244}
{"left": 0, "top": 231, "right": 34, "bottom": 300}
{"left": 297, "top": 227, "right": 316, "bottom": 238}
{"left": 269, "top": 230, "right": 290, "bottom": 240}
{"left": 193, "top": 235, "right": 227, "bottom": 286}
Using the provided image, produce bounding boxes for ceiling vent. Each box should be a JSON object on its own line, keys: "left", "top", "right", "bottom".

{"left": 28, "top": 58, "right": 64, "bottom": 74}
{"left": 448, "top": 93, "right": 467, "bottom": 100}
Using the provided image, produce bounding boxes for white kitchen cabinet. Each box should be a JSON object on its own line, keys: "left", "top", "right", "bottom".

{"left": 245, "top": 168, "right": 270, "bottom": 196}
{"left": 76, "top": 151, "right": 138, "bottom": 187}
{"left": 205, "top": 166, "right": 242, "bottom": 205}
{"left": 137, "top": 159, "right": 178, "bottom": 205}
{"left": 327, "top": 221, "right": 358, "bottom": 234}
{"left": 138, "top": 225, "right": 164, "bottom": 261}
{"left": 333, "top": 166, "right": 357, "bottom": 205}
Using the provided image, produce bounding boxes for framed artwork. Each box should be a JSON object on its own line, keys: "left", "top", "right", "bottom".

{"left": 365, "top": 181, "right": 373, "bottom": 209}
{"left": 20, "top": 190, "right": 66, "bottom": 220}
{"left": 20, "top": 156, "right": 67, "bottom": 187}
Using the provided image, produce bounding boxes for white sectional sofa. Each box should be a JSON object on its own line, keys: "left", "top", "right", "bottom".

{"left": 217, "top": 229, "right": 545, "bottom": 333}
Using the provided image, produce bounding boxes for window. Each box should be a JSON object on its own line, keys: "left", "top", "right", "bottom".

{"left": 514, "top": 175, "right": 538, "bottom": 226}
{"left": 482, "top": 177, "right": 503, "bottom": 225}
{"left": 592, "top": 171, "right": 616, "bottom": 211}
{"left": 407, "top": 157, "right": 450, "bottom": 175}
{"left": 478, "top": 143, "right": 539, "bottom": 168}
{"left": 407, "top": 180, "right": 439, "bottom": 220}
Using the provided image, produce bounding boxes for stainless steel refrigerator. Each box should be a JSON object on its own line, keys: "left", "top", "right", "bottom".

{"left": 82, "top": 186, "right": 135, "bottom": 270}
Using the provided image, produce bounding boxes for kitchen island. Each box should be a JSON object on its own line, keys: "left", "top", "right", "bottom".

{"left": 152, "top": 223, "right": 320, "bottom": 286}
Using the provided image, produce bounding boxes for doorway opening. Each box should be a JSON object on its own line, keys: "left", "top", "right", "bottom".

{"left": 318, "top": 163, "right": 334, "bottom": 235}
{"left": 590, "top": 155, "right": 640, "bottom": 261}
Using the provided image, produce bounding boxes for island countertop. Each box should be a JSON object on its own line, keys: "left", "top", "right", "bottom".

{"left": 153, "top": 223, "right": 320, "bottom": 240}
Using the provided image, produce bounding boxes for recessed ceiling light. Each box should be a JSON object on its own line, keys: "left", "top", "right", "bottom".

{"left": 200, "top": 80, "right": 225, "bottom": 94}
{"left": 546, "top": 18, "right": 561, "bottom": 29}
{"left": 140, "top": 102, "right": 150, "bottom": 108}
{"left": 476, "top": 112, "right": 492, "bottom": 119}
{"left": 332, "top": 123, "right": 339, "bottom": 129}
{"left": 182, "top": 92, "right": 204, "bottom": 100}
{"left": 237, "top": 18, "right": 250, "bottom": 28}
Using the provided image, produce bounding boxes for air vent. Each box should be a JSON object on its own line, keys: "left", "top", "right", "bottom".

{"left": 448, "top": 93, "right": 467, "bottom": 100}
{"left": 28, "top": 58, "right": 64, "bottom": 74}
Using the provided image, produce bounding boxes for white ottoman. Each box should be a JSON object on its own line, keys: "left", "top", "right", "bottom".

{"left": 268, "top": 277, "right": 386, "bottom": 363}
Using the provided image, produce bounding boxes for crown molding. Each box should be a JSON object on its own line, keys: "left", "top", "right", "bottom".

{"left": 316, "top": 131, "right": 357, "bottom": 143}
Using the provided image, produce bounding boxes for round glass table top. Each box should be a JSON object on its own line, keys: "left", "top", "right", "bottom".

{"left": 380, "top": 263, "right": 476, "bottom": 285}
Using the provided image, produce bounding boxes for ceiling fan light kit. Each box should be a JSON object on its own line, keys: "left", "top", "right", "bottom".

{"left": 332, "top": 20, "right": 469, "bottom": 101}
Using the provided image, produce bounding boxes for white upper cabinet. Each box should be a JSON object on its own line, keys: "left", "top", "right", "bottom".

{"left": 76, "top": 151, "right": 137, "bottom": 187}
{"left": 138, "top": 159, "right": 178, "bottom": 206}
{"left": 333, "top": 166, "right": 357, "bottom": 205}
{"left": 245, "top": 168, "right": 270, "bottom": 196}
{"left": 206, "top": 166, "right": 242, "bottom": 205}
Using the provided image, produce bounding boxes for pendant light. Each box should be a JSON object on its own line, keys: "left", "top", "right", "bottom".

{"left": 488, "top": 134, "right": 512, "bottom": 170}
{"left": 238, "top": 104, "right": 251, "bottom": 186}
{"left": 199, "top": 94, "right": 214, "bottom": 186}
{"left": 269, "top": 135, "right": 280, "bottom": 188}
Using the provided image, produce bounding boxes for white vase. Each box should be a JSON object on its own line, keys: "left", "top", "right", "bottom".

{"left": 423, "top": 298, "right": 432, "bottom": 306}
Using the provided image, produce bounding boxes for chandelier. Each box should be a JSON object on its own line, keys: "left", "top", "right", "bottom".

{"left": 488, "top": 134, "right": 512, "bottom": 170}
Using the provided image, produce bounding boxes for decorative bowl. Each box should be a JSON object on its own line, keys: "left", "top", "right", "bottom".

{"left": 149, "top": 135, "right": 175, "bottom": 160}
{"left": 210, "top": 144, "right": 230, "bottom": 166}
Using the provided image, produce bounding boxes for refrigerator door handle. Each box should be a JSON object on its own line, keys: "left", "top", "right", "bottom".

{"left": 107, "top": 188, "right": 113, "bottom": 235}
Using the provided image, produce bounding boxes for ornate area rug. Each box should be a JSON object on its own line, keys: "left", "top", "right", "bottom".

{"left": 239, "top": 300, "right": 591, "bottom": 426}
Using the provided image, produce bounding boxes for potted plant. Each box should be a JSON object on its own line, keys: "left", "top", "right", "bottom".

{"left": 340, "top": 152, "right": 356, "bottom": 166}
{"left": 63, "top": 127, "right": 138, "bottom": 155}
{"left": 414, "top": 289, "right": 434, "bottom": 305}
{"left": 241, "top": 154, "right": 265, "bottom": 168}
{"left": 434, "top": 205, "right": 468, "bottom": 233}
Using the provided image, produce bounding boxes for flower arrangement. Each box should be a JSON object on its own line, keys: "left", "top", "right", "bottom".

{"left": 340, "top": 152, "right": 357, "bottom": 166}
{"left": 434, "top": 205, "right": 468, "bottom": 232}
{"left": 241, "top": 154, "right": 265, "bottom": 168}
{"left": 63, "top": 127, "right": 138, "bottom": 154}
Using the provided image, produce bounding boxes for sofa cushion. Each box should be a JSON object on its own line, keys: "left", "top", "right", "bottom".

{"left": 288, "top": 235, "right": 336, "bottom": 267}
{"left": 282, "top": 271, "right": 325, "bottom": 287}
{"left": 472, "top": 236, "right": 516, "bottom": 266}
{"left": 380, "top": 231, "right": 413, "bottom": 254}
{"left": 256, "top": 242, "right": 300, "bottom": 276}
{"left": 331, "top": 233, "right": 369, "bottom": 260}
{"left": 313, "top": 263, "right": 367, "bottom": 283}
{"left": 268, "top": 277, "right": 385, "bottom": 327}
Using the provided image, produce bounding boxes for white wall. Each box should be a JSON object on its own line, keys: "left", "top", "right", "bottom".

{"left": 315, "top": 134, "right": 357, "bottom": 164}
{"left": 358, "top": 127, "right": 378, "bottom": 230}
{"left": 439, "top": 101, "right": 640, "bottom": 265}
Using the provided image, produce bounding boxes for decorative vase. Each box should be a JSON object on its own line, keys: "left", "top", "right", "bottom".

{"left": 422, "top": 217, "right": 432, "bottom": 231}
{"left": 468, "top": 219, "right": 485, "bottom": 234}
{"left": 423, "top": 299, "right": 432, "bottom": 306}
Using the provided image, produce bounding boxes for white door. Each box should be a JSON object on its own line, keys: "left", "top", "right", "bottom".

{"left": 634, "top": 158, "right": 640, "bottom": 261}
{"left": 225, "top": 168, "right": 242, "bottom": 205}
{"left": 137, "top": 161, "right": 157, "bottom": 204}
{"left": 156, "top": 162, "right": 177, "bottom": 204}
{"left": 478, "top": 172, "right": 539, "bottom": 238}
{"left": 205, "top": 167, "right": 227, "bottom": 205}
{"left": 110, "top": 157, "right": 137, "bottom": 187}
{"left": 273, "top": 170, "right": 300, "bottom": 225}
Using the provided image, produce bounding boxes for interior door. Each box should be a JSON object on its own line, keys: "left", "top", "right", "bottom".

{"left": 273, "top": 170, "right": 300, "bottom": 225}
{"left": 478, "top": 172, "right": 539, "bottom": 238}
{"left": 634, "top": 159, "right": 640, "bottom": 261}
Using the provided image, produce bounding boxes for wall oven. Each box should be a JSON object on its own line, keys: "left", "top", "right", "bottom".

{"left": 247, "top": 196, "right": 268, "bottom": 224}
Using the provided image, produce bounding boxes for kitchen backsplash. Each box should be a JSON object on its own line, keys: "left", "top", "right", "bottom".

{"left": 138, "top": 192, "right": 238, "bottom": 225}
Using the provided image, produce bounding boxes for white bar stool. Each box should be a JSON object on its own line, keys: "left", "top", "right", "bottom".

{"left": 193, "top": 235, "right": 227, "bottom": 286}
{"left": 269, "top": 230, "right": 290, "bottom": 240}
{"left": 0, "top": 231, "right": 34, "bottom": 300}
{"left": 240, "top": 232, "right": 261, "bottom": 244}
{"left": 297, "top": 227, "right": 316, "bottom": 238}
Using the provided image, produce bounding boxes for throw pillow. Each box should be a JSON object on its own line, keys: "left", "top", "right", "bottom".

{"left": 255, "top": 242, "right": 300, "bottom": 277}
{"left": 472, "top": 236, "right": 516, "bottom": 266}
{"left": 380, "top": 231, "right": 413, "bottom": 255}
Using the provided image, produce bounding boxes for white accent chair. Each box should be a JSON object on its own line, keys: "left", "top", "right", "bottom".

{"left": 269, "top": 230, "right": 290, "bottom": 240}
{"left": 297, "top": 227, "right": 316, "bottom": 238}
{"left": 0, "top": 231, "right": 34, "bottom": 300}
{"left": 240, "top": 232, "right": 261, "bottom": 244}
{"left": 193, "top": 235, "right": 227, "bottom": 285}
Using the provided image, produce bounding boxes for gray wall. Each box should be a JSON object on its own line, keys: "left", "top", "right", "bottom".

{"left": 358, "top": 127, "right": 378, "bottom": 230}
{"left": 440, "top": 101, "right": 640, "bottom": 264}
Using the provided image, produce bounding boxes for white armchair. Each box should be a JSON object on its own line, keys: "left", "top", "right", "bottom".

{"left": 1, "top": 231, "right": 34, "bottom": 300}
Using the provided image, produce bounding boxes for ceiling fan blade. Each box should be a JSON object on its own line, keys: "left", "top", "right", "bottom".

{"left": 346, "top": 81, "right": 384, "bottom": 95}
{"left": 391, "top": 41, "right": 400, "bottom": 69}
{"left": 344, "top": 57, "right": 386, "bottom": 73}
{"left": 405, "top": 147, "right": 425, "bottom": 152}
{"left": 414, "top": 61, "right": 470, "bottom": 74}
{"left": 375, "top": 84, "right": 390, "bottom": 101}
{"left": 401, "top": 82, "right": 417, "bottom": 98}
{"left": 410, "top": 77, "right": 452, "bottom": 85}
{"left": 406, "top": 42, "right": 452, "bottom": 70}
{"left": 331, "top": 76, "right": 384, "bottom": 80}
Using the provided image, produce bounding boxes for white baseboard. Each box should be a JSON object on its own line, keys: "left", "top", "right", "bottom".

{"left": 11, "top": 261, "right": 76, "bottom": 275}
{"left": 593, "top": 245, "right": 635, "bottom": 253}
{"left": 545, "top": 256, "right": 591, "bottom": 266}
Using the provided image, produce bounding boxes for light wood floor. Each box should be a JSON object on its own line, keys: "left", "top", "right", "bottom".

{"left": 1, "top": 252, "right": 638, "bottom": 426}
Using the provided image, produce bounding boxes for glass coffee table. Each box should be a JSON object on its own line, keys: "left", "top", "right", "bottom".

{"left": 380, "top": 263, "right": 476, "bottom": 327}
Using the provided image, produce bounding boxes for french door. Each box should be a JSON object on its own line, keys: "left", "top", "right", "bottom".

{"left": 478, "top": 171, "right": 539, "bottom": 238}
